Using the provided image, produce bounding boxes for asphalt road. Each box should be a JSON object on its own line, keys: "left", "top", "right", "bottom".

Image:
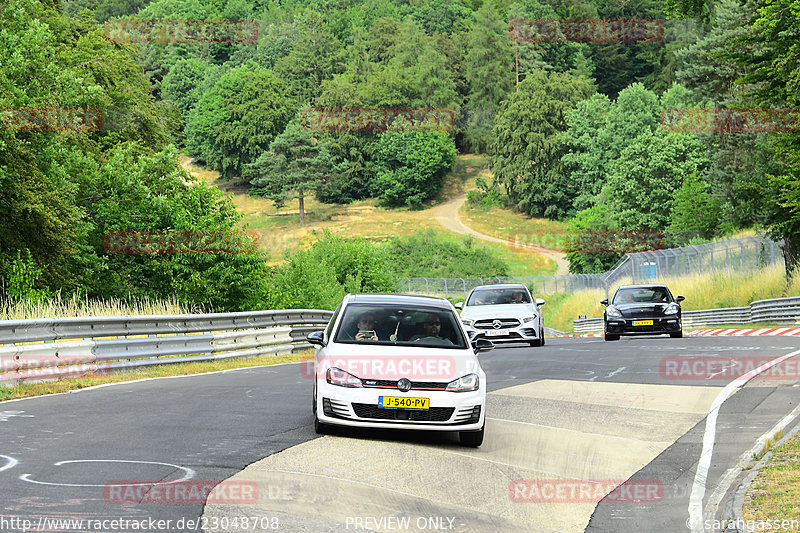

{"left": 1, "top": 335, "right": 798, "bottom": 533}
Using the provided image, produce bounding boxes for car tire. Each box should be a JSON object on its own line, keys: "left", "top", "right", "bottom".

{"left": 312, "top": 386, "right": 329, "bottom": 434}
{"left": 670, "top": 330, "right": 683, "bottom": 338}
{"left": 530, "top": 338, "right": 543, "bottom": 347}
{"left": 540, "top": 328, "right": 545, "bottom": 346}
{"left": 604, "top": 333, "right": 620, "bottom": 341}
{"left": 459, "top": 425, "right": 484, "bottom": 447}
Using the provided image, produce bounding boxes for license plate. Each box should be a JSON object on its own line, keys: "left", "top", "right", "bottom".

{"left": 379, "top": 396, "right": 430, "bottom": 410}
{"left": 485, "top": 329, "right": 508, "bottom": 337}
{"left": 633, "top": 320, "right": 653, "bottom": 326}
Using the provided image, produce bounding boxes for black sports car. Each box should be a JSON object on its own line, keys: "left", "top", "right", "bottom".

{"left": 601, "top": 284, "right": 684, "bottom": 341}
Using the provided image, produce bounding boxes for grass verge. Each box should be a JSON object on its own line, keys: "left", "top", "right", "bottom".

{"left": 742, "top": 431, "right": 800, "bottom": 527}
{"left": 459, "top": 204, "right": 569, "bottom": 251}
{"left": 0, "top": 351, "right": 313, "bottom": 402}
{"left": 1, "top": 293, "right": 203, "bottom": 321}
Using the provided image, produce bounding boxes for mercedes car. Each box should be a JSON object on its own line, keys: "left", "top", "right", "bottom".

{"left": 307, "top": 293, "right": 492, "bottom": 447}
{"left": 456, "top": 284, "right": 546, "bottom": 347}
{"left": 601, "top": 284, "right": 684, "bottom": 341}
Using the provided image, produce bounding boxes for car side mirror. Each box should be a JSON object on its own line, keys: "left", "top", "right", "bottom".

{"left": 676, "top": 295, "right": 685, "bottom": 302}
{"left": 535, "top": 298, "right": 545, "bottom": 306}
{"left": 600, "top": 298, "right": 609, "bottom": 306}
{"left": 472, "top": 338, "right": 494, "bottom": 353}
{"left": 306, "top": 330, "right": 326, "bottom": 347}
{"left": 455, "top": 302, "right": 463, "bottom": 310}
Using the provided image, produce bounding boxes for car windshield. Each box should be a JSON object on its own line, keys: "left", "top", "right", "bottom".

{"left": 334, "top": 304, "right": 467, "bottom": 349}
{"left": 613, "top": 287, "right": 672, "bottom": 304}
{"left": 466, "top": 288, "right": 530, "bottom": 306}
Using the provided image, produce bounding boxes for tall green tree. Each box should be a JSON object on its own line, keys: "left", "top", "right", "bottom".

{"left": 185, "top": 66, "right": 295, "bottom": 179}
{"left": 273, "top": 10, "right": 345, "bottom": 103}
{"left": 491, "top": 71, "right": 593, "bottom": 218}
{"left": 246, "top": 124, "right": 341, "bottom": 227}
{"left": 464, "top": 3, "right": 513, "bottom": 153}
{"left": 604, "top": 129, "right": 710, "bottom": 229}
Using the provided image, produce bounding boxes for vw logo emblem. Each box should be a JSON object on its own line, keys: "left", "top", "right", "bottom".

{"left": 492, "top": 320, "right": 502, "bottom": 329}
{"left": 397, "top": 378, "right": 412, "bottom": 392}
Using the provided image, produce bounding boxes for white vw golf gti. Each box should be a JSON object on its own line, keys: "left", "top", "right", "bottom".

{"left": 307, "top": 294, "right": 491, "bottom": 447}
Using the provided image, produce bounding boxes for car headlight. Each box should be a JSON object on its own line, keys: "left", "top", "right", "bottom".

{"left": 521, "top": 315, "right": 536, "bottom": 323}
{"left": 446, "top": 373, "right": 479, "bottom": 392}
{"left": 664, "top": 303, "right": 680, "bottom": 315}
{"left": 606, "top": 306, "right": 622, "bottom": 318}
{"left": 461, "top": 318, "right": 474, "bottom": 326}
{"left": 326, "top": 367, "right": 363, "bottom": 388}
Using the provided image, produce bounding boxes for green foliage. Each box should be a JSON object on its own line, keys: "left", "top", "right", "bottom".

{"left": 560, "top": 93, "right": 612, "bottom": 211}
{"left": 464, "top": 2, "right": 513, "bottom": 153}
{"left": 604, "top": 129, "right": 709, "bottom": 229}
{"left": 564, "top": 204, "right": 623, "bottom": 274}
{"left": 373, "top": 130, "right": 457, "bottom": 208}
{"left": 466, "top": 175, "right": 505, "bottom": 207}
{"left": 185, "top": 66, "right": 295, "bottom": 179}
{"left": 1, "top": 249, "right": 51, "bottom": 301}
{"left": 383, "top": 230, "right": 510, "bottom": 278}
{"left": 162, "top": 58, "right": 210, "bottom": 119}
{"left": 266, "top": 232, "right": 396, "bottom": 310}
{"left": 491, "top": 71, "right": 593, "bottom": 219}
{"left": 667, "top": 173, "right": 723, "bottom": 242}
{"left": 273, "top": 10, "right": 345, "bottom": 103}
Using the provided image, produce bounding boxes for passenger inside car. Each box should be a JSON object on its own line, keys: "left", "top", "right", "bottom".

{"left": 341, "top": 312, "right": 382, "bottom": 341}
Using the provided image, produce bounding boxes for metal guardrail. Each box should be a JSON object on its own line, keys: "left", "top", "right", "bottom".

{"left": 0, "top": 310, "right": 333, "bottom": 385}
{"left": 572, "top": 296, "right": 800, "bottom": 333}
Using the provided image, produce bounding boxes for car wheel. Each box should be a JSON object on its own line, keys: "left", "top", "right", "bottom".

{"left": 604, "top": 334, "right": 620, "bottom": 341}
{"left": 540, "top": 328, "right": 545, "bottom": 346}
{"left": 670, "top": 330, "right": 683, "bottom": 338}
{"left": 459, "top": 425, "right": 484, "bottom": 447}
{"left": 312, "top": 386, "right": 328, "bottom": 434}
{"left": 530, "top": 338, "right": 543, "bottom": 347}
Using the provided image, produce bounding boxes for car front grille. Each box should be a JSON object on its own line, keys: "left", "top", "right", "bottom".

{"left": 474, "top": 318, "right": 521, "bottom": 329}
{"left": 352, "top": 403, "right": 455, "bottom": 422}
{"left": 362, "top": 380, "right": 449, "bottom": 390}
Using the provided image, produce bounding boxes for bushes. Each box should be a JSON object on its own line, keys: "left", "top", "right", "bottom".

{"left": 373, "top": 131, "right": 457, "bottom": 208}
{"left": 383, "top": 230, "right": 509, "bottom": 278}
{"left": 266, "top": 230, "right": 511, "bottom": 309}
{"left": 266, "top": 232, "right": 397, "bottom": 310}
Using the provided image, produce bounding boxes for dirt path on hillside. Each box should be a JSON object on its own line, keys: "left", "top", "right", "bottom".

{"left": 428, "top": 195, "right": 570, "bottom": 275}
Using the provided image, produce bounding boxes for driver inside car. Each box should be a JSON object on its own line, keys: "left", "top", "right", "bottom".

{"left": 410, "top": 313, "right": 454, "bottom": 345}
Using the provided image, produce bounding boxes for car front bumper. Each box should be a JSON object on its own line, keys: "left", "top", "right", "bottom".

{"left": 466, "top": 323, "right": 540, "bottom": 344}
{"left": 316, "top": 381, "right": 486, "bottom": 432}
{"left": 604, "top": 316, "right": 681, "bottom": 335}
